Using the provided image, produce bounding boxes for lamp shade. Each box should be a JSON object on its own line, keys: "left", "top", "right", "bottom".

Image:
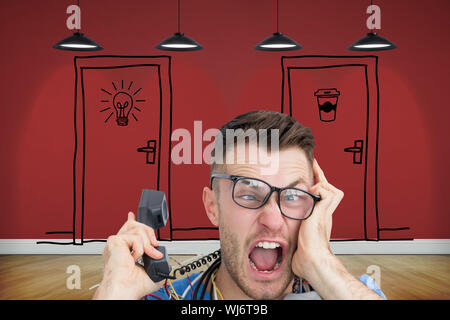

{"left": 348, "top": 32, "right": 397, "bottom": 51}
{"left": 254, "top": 32, "right": 302, "bottom": 51}
{"left": 155, "top": 32, "right": 203, "bottom": 51}
{"left": 53, "top": 32, "right": 103, "bottom": 51}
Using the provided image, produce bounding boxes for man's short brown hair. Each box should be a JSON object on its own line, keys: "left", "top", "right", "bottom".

{"left": 210, "top": 110, "right": 315, "bottom": 176}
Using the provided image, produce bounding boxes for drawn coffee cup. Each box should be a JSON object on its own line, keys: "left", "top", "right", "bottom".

{"left": 314, "top": 88, "right": 340, "bottom": 122}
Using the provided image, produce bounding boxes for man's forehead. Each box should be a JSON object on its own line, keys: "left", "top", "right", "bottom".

{"left": 225, "top": 147, "right": 313, "bottom": 185}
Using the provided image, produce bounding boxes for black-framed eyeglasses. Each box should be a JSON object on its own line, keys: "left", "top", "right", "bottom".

{"left": 210, "top": 174, "right": 321, "bottom": 221}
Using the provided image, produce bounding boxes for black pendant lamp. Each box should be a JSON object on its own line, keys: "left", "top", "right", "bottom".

{"left": 348, "top": 1, "right": 397, "bottom": 51}
{"left": 155, "top": 0, "right": 203, "bottom": 51}
{"left": 54, "top": 32, "right": 103, "bottom": 51}
{"left": 53, "top": 1, "right": 103, "bottom": 51}
{"left": 348, "top": 32, "right": 397, "bottom": 51}
{"left": 255, "top": 0, "right": 302, "bottom": 51}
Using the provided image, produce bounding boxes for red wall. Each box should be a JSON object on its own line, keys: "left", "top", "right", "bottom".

{"left": 0, "top": 0, "right": 449, "bottom": 240}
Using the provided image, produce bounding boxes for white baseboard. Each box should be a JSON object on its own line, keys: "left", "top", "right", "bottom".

{"left": 0, "top": 239, "right": 221, "bottom": 255}
{"left": 0, "top": 239, "right": 449, "bottom": 255}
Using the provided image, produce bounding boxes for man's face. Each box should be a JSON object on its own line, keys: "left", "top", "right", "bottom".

{"left": 212, "top": 144, "right": 314, "bottom": 299}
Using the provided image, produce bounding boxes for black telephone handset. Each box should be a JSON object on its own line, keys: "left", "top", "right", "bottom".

{"left": 137, "top": 189, "right": 173, "bottom": 282}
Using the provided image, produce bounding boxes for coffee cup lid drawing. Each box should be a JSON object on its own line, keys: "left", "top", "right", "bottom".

{"left": 314, "top": 88, "right": 340, "bottom": 98}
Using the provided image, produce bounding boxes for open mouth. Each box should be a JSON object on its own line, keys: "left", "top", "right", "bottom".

{"left": 248, "top": 241, "right": 284, "bottom": 274}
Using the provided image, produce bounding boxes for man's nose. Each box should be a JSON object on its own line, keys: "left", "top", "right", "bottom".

{"left": 257, "top": 192, "right": 285, "bottom": 231}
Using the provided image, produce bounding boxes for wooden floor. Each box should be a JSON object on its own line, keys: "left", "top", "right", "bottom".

{"left": 0, "top": 254, "right": 448, "bottom": 300}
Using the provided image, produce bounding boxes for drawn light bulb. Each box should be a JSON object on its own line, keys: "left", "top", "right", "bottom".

{"left": 99, "top": 80, "right": 145, "bottom": 126}
{"left": 112, "top": 92, "right": 133, "bottom": 126}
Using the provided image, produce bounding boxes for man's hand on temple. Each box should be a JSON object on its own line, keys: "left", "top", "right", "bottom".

{"left": 292, "top": 159, "right": 383, "bottom": 300}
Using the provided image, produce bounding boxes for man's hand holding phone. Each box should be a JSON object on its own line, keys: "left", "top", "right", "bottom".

{"left": 93, "top": 212, "right": 164, "bottom": 300}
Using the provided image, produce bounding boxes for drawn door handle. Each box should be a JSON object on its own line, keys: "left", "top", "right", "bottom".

{"left": 344, "top": 140, "right": 363, "bottom": 164}
{"left": 137, "top": 140, "right": 157, "bottom": 164}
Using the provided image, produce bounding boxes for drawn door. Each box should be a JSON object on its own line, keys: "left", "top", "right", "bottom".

{"left": 80, "top": 65, "right": 161, "bottom": 239}
{"left": 282, "top": 56, "right": 380, "bottom": 240}
{"left": 66, "top": 56, "right": 173, "bottom": 244}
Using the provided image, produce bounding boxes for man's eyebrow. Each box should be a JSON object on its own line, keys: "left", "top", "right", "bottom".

{"left": 242, "top": 179, "right": 265, "bottom": 188}
{"left": 285, "top": 178, "right": 305, "bottom": 188}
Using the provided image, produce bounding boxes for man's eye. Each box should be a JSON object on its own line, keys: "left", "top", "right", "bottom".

{"left": 283, "top": 194, "right": 299, "bottom": 201}
{"left": 283, "top": 190, "right": 306, "bottom": 202}
{"left": 240, "top": 195, "right": 257, "bottom": 201}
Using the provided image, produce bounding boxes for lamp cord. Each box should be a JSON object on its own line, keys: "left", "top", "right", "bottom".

{"left": 276, "top": 0, "right": 279, "bottom": 33}
{"left": 178, "top": 0, "right": 181, "bottom": 33}
{"left": 77, "top": 0, "right": 80, "bottom": 32}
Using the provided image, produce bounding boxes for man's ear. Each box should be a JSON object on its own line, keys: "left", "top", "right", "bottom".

{"left": 202, "top": 186, "right": 219, "bottom": 227}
